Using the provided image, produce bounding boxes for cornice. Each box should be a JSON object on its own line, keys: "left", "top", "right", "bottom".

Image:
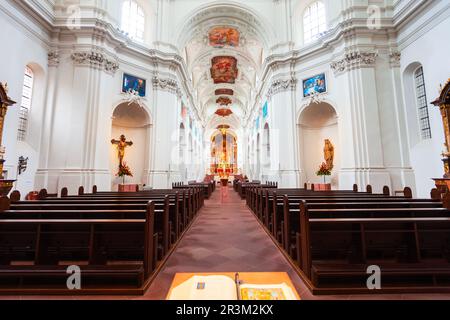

{"left": 330, "top": 51, "right": 378, "bottom": 75}
{"left": 266, "top": 77, "right": 297, "bottom": 99}
{"left": 71, "top": 50, "right": 119, "bottom": 75}
{"left": 152, "top": 75, "right": 182, "bottom": 98}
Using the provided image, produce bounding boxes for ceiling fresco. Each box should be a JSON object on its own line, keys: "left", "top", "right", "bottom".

{"left": 216, "top": 97, "right": 232, "bottom": 106}
{"left": 209, "top": 27, "right": 240, "bottom": 48}
{"left": 210, "top": 56, "right": 239, "bottom": 84}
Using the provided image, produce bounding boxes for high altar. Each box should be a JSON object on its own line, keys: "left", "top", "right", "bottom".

{"left": 0, "top": 83, "right": 16, "bottom": 196}
{"left": 210, "top": 126, "right": 238, "bottom": 183}
{"left": 432, "top": 79, "right": 450, "bottom": 193}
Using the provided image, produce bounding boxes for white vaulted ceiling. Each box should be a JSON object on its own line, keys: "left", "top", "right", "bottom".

{"left": 176, "top": 4, "right": 269, "bottom": 135}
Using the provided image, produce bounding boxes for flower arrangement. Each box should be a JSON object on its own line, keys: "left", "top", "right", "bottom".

{"left": 116, "top": 162, "right": 133, "bottom": 184}
{"left": 316, "top": 162, "right": 332, "bottom": 183}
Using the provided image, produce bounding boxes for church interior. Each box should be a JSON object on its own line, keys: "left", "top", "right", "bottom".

{"left": 1, "top": 0, "right": 450, "bottom": 302}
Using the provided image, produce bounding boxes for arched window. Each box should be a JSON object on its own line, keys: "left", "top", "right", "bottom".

{"left": 18, "top": 66, "right": 34, "bottom": 141}
{"left": 414, "top": 66, "right": 432, "bottom": 139}
{"left": 303, "top": 1, "right": 326, "bottom": 44}
{"left": 121, "top": 0, "right": 145, "bottom": 42}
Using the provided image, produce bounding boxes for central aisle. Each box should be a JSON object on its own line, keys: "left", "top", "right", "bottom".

{"left": 144, "top": 185, "right": 307, "bottom": 299}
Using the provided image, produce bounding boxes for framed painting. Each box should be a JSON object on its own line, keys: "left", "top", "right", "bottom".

{"left": 122, "top": 73, "right": 146, "bottom": 97}
{"left": 263, "top": 101, "right": 268, "bottom": 119}
{"left": 210, "top": 56, "right": 238, "bottom": 84}
{"left": 209, "top": 27, "right": 240, "bottom": 48}
{"left": 303, "top": 73, "right": 326, "bottom": 97}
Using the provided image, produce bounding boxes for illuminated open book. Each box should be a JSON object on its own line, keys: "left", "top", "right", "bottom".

{"left": 167, "top": 275, "right": 298, "bottom": 300}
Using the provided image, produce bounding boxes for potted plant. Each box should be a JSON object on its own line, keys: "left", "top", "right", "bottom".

{"left": 116, "top": 162, "right": 133, "bottom": 186}
{"left": 316, "top": 162, "right": 332, "bottom": 184}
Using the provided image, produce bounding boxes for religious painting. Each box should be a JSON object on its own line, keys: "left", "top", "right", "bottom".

{"left": 215, "top": 108, "right": 233, "bottom": 117}
{"left": 255, "top": 116, "right": 260, "bottom": 130}
{"left": 216, "top": 97, "right": 232, "bottom": 106}
{"left": 263, "top": 101, "right": 268, "bottom": 119}
{"left": 210, "top": 57, "right": 238, "bottom": 84}
{"left": 209, "top": 27, "right": 240, "bottom": 48}
{"left": 215, "top": 89, "right": 234, "bottom": 96}
{"left": 303, "top": 73, "right": 326, "bottom": 97}
{"left": 122, "top": 73, "right": 146, "bottom": 97}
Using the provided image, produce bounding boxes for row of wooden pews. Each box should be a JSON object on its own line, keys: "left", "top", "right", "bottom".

{"left": 243, "top": 184, "right": 450, "bottom": 294}
{"left": 172, "top": 181, "right": 215, "bottom": 200}
{"left": 0, "top": 185, "right": 204, "bottom": 295}
{"left": 234, "top": 180, "right": 278, "bottom": 199}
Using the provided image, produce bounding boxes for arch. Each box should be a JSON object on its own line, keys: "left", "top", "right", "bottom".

{"left": 403, "top": 62, "right": 431, "bottom": 147}
{"left": 256, "top": 133, "right": 261, "bottom": 178}
{"left": 121, "top": 0, "right": 145, "bottom": 41}
{"left": 262, "top": 123, "right": 271, "bottom": 168}
{"left": 110, "top": 102, "right": 151, "bottom": 189}
{"left": 119, "top": 0, "right": 155, "bottom": 45}
{"left": 21, "top": 63, "right": 46, "bottom": 144}
{"left": 210, "top": 130, "right": 238, "bottom": 175}
{"left": 175, "top": 1, "right": 275, "bottom": 51}
{"left": 302, "top": 1, "right": 327, "bottom": 44}
{"left": 111, "top": 96, "right": 153, "bottom": 121}
{"left": 298, "top": 102, "right": 340, "bottom": 188}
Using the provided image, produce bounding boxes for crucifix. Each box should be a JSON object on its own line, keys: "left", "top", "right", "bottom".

{"left": 111, "top": 134, "right": 133, "bottom": 167}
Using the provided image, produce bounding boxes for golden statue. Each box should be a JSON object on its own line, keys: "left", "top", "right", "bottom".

{"left": 324, "top": 139, "right": 334, "bottom": 170}
{"left": 111, "top": 134, "right": 133, "bottom": 166}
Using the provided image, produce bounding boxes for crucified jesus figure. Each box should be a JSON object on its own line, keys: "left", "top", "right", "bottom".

{"left": 111, "top": 134, "right": 133, "bottom": 167}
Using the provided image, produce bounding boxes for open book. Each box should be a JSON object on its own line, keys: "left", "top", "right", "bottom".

{"left": 168, "top": 275, "right": 298, "bottom": 300}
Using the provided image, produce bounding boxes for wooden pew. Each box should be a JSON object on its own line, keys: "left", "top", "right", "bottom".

{"left": 0, "top": 201, "right": 156, "bottom": 294}
{"left": 299, "top": 213, "right": 450, "bottom": 293}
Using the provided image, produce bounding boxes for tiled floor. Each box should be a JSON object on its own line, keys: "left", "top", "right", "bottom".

{"left": 4, "top": 186, "right": 450, "bottom": 300}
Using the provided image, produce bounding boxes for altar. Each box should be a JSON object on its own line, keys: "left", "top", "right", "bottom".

{"left": 118, "top": 184, "right": 139, "bottom": 192}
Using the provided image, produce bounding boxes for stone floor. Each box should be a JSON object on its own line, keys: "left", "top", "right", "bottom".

{"left": 4, "top": 185, "right": 450, "bottom": 300}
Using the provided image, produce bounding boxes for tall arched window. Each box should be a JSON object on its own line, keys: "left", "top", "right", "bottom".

{"left": 303, "top": 1, "right": 326, "bottom": 44}
{"left": 414, "top": 66, "right": 432, "bottom": 139}
{"left": 18, "top": 66, "right": 34, "bottom": 141}
{"left": 121, "top": 0, "right": 145, "bottom": 42}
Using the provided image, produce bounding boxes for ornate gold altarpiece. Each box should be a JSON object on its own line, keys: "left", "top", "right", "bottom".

{"left": 432, "top": 79, "right": 450, "bottom": 193}
{"left": 0, "top": 82, "right": 16, "bottom": 195}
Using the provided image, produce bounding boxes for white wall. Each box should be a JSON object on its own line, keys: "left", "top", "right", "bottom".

{"left": 0, "top": 1, "right": 49, "bottom": 197}
{"left": 399, "top": 1, "right": 450, "bottom": 197}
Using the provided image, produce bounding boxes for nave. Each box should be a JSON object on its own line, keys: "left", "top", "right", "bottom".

{"left": 6, "top": 184, "right": 450, "bottom": 301}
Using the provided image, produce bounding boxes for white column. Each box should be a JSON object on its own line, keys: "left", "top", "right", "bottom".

{"left": 35, "top": 50, "right": 119, "bottom": 194}
{"left": 147, "top": 76, "right": 180, "bottom": 188}
{"left": 267, "top": 77, "right": 300, "bottom": 187}
{"left": 331, "top": 51, "right": 391, "bottom": 192}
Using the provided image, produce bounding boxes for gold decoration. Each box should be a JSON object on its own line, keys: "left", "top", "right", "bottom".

{"left": 432, "top": 78, "right": 450, "bottom": 177}
{"left": 323, "top": 139, "right": 334, "bottom": 171}
{"left": 111, "top": 134, "right": 133, "bottom": 167}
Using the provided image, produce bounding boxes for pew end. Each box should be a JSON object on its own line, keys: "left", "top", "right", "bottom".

{"left": 10, "top": 190, "right": 21, "bottom": 203}
{"left": 60, "top": 187, "right": 68, "bottom": 198}
{"left": 0, "top": 195, "right": 11, "bottom": 211}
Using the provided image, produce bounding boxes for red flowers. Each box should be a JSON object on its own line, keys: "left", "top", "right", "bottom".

{"left": 116, "top": 162, "right": 133, "bottom": 178}
{"left": 316, "top": 162, "right": 332, "bottom": 176}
